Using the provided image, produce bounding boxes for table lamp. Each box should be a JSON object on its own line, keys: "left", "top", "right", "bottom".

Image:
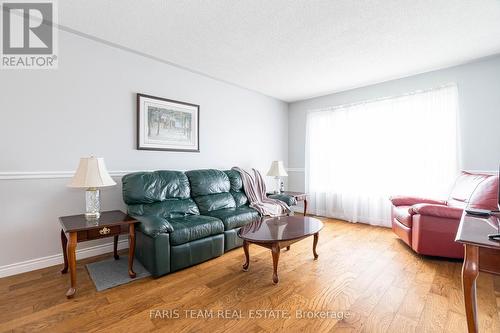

{"left": 266, "top": 160, "right": 288, "bottom": 194}
{"left": 68, "top": 157, "right": 116, "bottom": 220}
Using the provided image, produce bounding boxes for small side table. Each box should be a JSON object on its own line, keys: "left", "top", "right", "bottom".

{"left": 282, "top": 191, "right": 308, "bottom": 216}
{"left": 269, "top": 191, "right": 308, "bottom": 216}
{"left": 59, "top": 210, "right": 137, "bottom": 298}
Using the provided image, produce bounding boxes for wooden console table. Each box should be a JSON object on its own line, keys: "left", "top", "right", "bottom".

{"left": 455, "top": 212, "right": 500, "bottom": 333}
{"left": 59, "top": 210, "right": 137, "bottom": 298}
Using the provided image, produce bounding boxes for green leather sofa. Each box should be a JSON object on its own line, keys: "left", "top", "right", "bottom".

{"left": 122, "top": 168, "right": 288, "bottom": 277}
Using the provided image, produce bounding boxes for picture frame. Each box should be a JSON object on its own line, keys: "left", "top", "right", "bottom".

{"left": 137, "top": 93, "right": 200, "bottom": 152}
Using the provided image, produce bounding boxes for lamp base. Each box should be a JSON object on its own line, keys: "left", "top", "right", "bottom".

{"left": 84, "top": 212, "right": 100, "bottom": 220}
{"left": 274, "top": 177, "right": 281, "bottom": 194}
{"left": 85, "top": 188, "right": 101, "bottom": 221}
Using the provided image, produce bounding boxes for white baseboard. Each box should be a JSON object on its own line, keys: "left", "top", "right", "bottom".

{"left": 0, "top": 239, "right": 129, "bottom": 278}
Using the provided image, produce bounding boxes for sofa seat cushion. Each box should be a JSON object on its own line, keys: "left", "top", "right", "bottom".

{"left": 168, "top": 215, "right": 224, "bottom": 245}
{"left": 393, "top": 205, "right": 412, "bottom": 228}
{"left": 206, "top": 206, "right": 260, "bottom": 230}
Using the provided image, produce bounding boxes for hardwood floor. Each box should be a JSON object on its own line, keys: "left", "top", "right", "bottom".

{"left": 1, "top": 218, "right": 499, "bottom": 332}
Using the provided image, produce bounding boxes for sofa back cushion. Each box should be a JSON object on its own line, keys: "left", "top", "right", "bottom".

{"left": 186, "top": 169, "right": 236, "bottom": 212}
{"left": 224, "top": 169, "right": 243, "bottom": 191}
{"left": 128, "top": 198, "right": 200, "bottom": 219}
{"left": 122, "top": 171, "right": 199, "bottom": 217}
{"left": 468, "top": 175, "right": 499, "bottom": 210}
{"left": 224, "top": 169, "right": 249, "bottom": 207}
{"left": 186, "top": 169, "right": 230, "bottom": 195}
{"left": 123, "top": 171, "right": 191, "bottom": 204}
{"left": 447, "top": 172, "right": 492, "bottom": 208}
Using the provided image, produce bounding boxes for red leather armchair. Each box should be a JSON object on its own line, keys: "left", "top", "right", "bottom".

{"left": 390, "top": 172, "right": 499, "bottom": 259}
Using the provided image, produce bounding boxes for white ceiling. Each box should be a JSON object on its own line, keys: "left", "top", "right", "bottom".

{"left": 60, "top": 1, "right": 500, "bottom": 102}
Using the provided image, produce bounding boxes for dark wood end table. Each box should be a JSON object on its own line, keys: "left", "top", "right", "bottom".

{"left": 59, "top": 210, "right": 138, "bottom": 298}
{"left": 238, "top": 215, "right": 323, "bottom": 284}
{"left": 455, "top": 212, "right": 500, "bottom": 333}
{"left": 268, "top": 191, "right": 308, "bottom": 216}
{"left": 284, "top": 191, "right": 308, "bottom": 216}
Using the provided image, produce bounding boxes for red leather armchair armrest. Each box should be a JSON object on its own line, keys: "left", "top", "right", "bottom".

{"left": 390, "top": 195, "right": 446, "bottom": 207}
{"left": 410, "top": 204, "right": 463, "bottom": 220}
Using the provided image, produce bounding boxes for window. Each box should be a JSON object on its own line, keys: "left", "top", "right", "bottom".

{"left": 305, "top": 84, "right": 459, "bottom": 226}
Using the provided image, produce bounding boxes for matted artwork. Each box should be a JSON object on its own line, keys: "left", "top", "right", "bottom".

{"left": 137, "top": 93, "right": 200, "bottom": 152}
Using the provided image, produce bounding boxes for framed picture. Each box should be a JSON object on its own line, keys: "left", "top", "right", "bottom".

{"left": 137, "top": 93, "right": 200, "bottom": 152}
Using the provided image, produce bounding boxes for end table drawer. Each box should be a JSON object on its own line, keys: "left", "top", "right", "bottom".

{"left": 87, "top": 225, "right": 121, "bottom": 239}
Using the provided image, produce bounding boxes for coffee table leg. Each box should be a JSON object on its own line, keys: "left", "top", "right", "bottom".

{"left": 128, "top": 224, "right": 136, "bottom": 278}
{"left": 462, "top": 244, "right": 479, "bottom": 333}
{"left": 66, "top": 232, "right": 77, "bottom": 298}
{"left": 271, "top": 243, "right": 280, "bottom": 284}
{"left": 313, "top": 232, "right": 319, "bottom": 260}
{"left": 242, "top": 240, "right": 250, "bottom": 271}
{"left": 60, "top": 230, "right": 68, "bottom": 274}
{"left": 113, "top": 235, "right": 119, "bottom": 260}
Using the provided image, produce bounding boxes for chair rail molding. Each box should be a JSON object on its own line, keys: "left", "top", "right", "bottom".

{"left": 0, "top": 168, "right": 308, "bottom": 180}
{"left": 286, "top": 168, "right": 305, "bottom": 172}
{"left": 0, "top": 170, "right": 145, "bottom": 180}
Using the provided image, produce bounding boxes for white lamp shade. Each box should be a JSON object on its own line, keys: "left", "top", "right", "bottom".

{"left": 266, "top": 160, "right": 288, "bottom": 177}
{"left": 68, "top": 157, "right": 116, "bottom": 188}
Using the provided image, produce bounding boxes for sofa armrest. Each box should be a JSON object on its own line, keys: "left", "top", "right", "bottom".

{"left": 133, "top": 215, "right": 174, "bottom": 237}
{"left": 390, "top": 195, "right": 446, "bottom": 207}
{"left": 268, "top": 193, "right": 297, "bottom": 206}
{"left": 410, "top": 204, "right": 463, "bottom": 220}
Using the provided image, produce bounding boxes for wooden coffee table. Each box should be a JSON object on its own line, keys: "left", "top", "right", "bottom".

{"left": 455, "top": 212, "right": 500, "bottom": 333}
{"left": 238, "top": 215, "right": 324, "bottom": 283}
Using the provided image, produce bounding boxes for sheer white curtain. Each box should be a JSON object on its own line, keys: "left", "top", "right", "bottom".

{"left": 305, "top": 84, "right": 459, "bottom": 227}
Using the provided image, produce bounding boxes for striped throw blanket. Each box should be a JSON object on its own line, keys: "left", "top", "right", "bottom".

{"left": 232, "top": 167, "right": 291, "bottom": 216}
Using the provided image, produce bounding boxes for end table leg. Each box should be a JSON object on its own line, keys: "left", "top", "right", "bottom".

{"left": 313, "top": 232, "right": 319, "bottom": 260}
{"left": 242, "top": 240, "right": 250, "bottom": 271}
{"left": 303, "top": 199, "right": 308, "bottom": 216}
{"left": 60, "top": 230, "right": 68, "bottom": 274}
{"left": 128, "top": 224, "right": 136, "bottom": 278}
{"left": 462, "top": 244, "right": 479, "bottom": 333}
{"left": 66, "top": 232, "right": 77, "bottom": 298}
{"left": 286, "top": 246, "right": 290, "bottom": 251}
{"left": 271, "top": 243, "right": 280, "bottom": 284}
{"left": 113, "top": 235, "right": 119, "bottom": 260}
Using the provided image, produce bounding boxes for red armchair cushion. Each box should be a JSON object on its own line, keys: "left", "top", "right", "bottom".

{"left": 468, "top": 175, "right": 499, "bottom": 210}
{"left": 410, "top": 204, "right": 463, "bottom": 220}
{"left": 389, "top": 195, "right": 445, "bottom": 207}
{"left": 447, "top": 172, "right": 491, "bottom": 208}
{"left": 393, "top": 205, "right": 412, "bottom": 228}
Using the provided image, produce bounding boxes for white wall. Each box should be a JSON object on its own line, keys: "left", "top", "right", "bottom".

{"left": 0, "top": 30, "right": 288, "bottom": 276}
{"left": 288, "top": 55, "right": 500, "bottom": 192}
